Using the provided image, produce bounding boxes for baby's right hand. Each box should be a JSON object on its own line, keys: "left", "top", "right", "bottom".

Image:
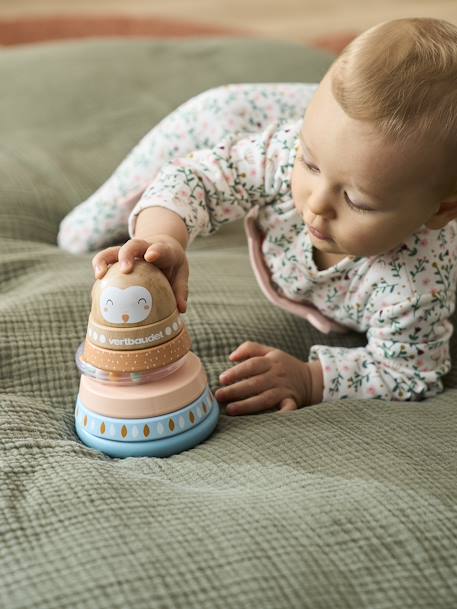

{"left": 91, "top": 236, "right": 189, "bottom": 314}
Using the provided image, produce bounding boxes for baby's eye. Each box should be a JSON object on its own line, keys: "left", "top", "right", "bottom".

{"left": 299, "top": 154, "right": 319, "bottom": 174}
{"left": 298, "top": 151, "right": 373, "bottom": 215}
{"left": 344, "top": 191, "right": 371, "bottom": 214}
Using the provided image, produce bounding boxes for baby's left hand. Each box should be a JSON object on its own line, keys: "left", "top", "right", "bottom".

{"left": 214, "top": 341, "right": 312, "bottom": 415}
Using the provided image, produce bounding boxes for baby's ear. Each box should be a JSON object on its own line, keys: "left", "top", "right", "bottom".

{"left": 425, "top": 192, "right": 457, "bottom": 229}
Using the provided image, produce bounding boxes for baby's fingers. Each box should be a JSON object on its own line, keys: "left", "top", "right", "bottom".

{"left": 117, "top": 239, "right": 151, "bottom": 273}
{"left": 222, "top": 389, "right": 282, "bottom": 416}
{"left": 92, "top": 246, "right": 122, "bottom": 278}
{"left": 173, "top": 263, "right": 189, "bottom": 313}
{"left": 144, "top": 243, "right": 189, "bottom": 310}
{"left": 144, "top": 241, "right": 178, "bottom": 267}
{"left": 220, "top": 355, "right": 270, "bottom": 385}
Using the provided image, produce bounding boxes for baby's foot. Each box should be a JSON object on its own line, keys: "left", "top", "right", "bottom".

{"left": 57, "top": 189, "right": 143, "bottom": 254}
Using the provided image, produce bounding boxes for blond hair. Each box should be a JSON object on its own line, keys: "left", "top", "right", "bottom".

{"left": 331, "top": 18, "right": 457, "bottom": 167}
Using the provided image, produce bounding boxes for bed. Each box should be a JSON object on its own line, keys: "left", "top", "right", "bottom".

{"left": 1, "top": 37, "right": 456, "bottom": 609}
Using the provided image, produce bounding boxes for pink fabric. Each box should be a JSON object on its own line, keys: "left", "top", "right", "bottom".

{"left": 244, "top": 207, "right": 350, "bottom": 335}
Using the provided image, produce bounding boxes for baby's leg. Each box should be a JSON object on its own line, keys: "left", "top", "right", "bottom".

{"left": 58, "top": 83, "right": 318, "bottom": 254}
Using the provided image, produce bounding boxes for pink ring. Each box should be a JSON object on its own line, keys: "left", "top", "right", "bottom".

{"left": 78, "top": 351, "right": 209, "bottom": 418}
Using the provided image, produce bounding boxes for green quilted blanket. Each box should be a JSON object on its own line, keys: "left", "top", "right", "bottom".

{"left": 1, "top": 38, "right": 456, "bottom": 609}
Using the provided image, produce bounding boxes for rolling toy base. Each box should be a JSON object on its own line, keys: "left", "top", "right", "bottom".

{"left": 75, "top": 398, "right": 219, "bottom": 458}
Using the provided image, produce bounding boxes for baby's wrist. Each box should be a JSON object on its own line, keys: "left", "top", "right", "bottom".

{"left": 304, "top": 360, "right": 324, "bottom": 406}
{"left": 134, "top": 207, "right": 189, "bottom": 250}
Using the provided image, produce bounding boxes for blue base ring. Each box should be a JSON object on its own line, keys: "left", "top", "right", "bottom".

{"left": 75, "top": 397, "right": 220, "bottom": 458}
{"left": 75, "top": 385, "right": 214, "bottom": 442}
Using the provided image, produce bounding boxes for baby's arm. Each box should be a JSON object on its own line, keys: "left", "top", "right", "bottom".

{"left": 134, "top": 206, "right": 189, "bottom": 250}
{"left": 95, "top": 118, "right": 299, "bottom": 305}
{"left": 308, "top": 293, "right": 454, "bottom": 402}
{"left": 92, "top": 120, "right": 299, "bottom": 321}
{"left": 215, "top": 287, "right": 454, "bottom": 413}
{"left": 127, "top": 120, "right": 300, "bottom": 245}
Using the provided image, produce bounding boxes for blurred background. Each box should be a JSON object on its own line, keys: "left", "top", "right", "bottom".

{"left": 0, "top": 0, "right": 455, "bottom": 53}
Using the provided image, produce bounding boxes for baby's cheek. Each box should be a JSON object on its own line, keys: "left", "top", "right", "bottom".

{"left": 347, "top": 225, "right": 387, "bottom": 256}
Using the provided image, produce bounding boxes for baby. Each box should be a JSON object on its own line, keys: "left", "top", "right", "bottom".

{"left": 63, "top": 18, "right": 457, "bottom": 415}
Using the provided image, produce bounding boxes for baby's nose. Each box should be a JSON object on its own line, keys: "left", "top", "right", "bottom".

{"left": 307, "top": 202, "right": 332, "bottom": 218}
{"left": 122, "top": 313, "right": 129, "bottom": 322}
{"left": 306, "top": 187, "right": 335, "bottom": 218}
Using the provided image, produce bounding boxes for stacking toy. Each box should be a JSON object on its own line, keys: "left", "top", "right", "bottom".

{"left": 74, "top": 260, "right": 219, "bottom": 457}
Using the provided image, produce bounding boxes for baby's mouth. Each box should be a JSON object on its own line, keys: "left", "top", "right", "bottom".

{"left": 308, "top": 225, "right": 333, "bottom": 241}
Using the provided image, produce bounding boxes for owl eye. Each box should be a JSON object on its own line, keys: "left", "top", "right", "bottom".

{"left": 138, "top": 298, "right": 147, "bottom": 304}
{"left": 105, "top": 299, "right": 114, "bottom": 306}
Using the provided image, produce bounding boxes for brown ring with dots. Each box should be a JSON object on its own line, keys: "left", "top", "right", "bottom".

{"left": 86, "top": 308, "right": 182, "bottom": 351}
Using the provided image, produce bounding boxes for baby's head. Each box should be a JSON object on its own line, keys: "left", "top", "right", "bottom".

{"left": 292, "top": 17, "right": 457, "bottom": 259}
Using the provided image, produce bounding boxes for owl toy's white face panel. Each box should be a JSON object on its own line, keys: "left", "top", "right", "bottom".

{"left": 100, "top": 285, "right": 153, "bottom": 324}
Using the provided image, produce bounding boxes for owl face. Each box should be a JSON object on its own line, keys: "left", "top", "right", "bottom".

{"left": 99, "top": 285, "right": 153, "bottom": 324}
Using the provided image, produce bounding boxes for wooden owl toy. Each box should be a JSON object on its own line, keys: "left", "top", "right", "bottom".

{"left": 74, "top": 260, "right": 219, "bottom": 457}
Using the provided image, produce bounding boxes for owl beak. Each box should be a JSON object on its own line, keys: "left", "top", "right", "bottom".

{"left": 122, "top": 314, "right": 129, "bottom": 322}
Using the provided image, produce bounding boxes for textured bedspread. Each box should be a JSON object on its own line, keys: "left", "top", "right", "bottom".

{"left": 1, "top": 38, "right": 457, "bottom": 609}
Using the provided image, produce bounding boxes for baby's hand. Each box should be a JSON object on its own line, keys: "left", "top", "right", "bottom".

{"left": 91, "top": 236, "right": 189, "bottom": 313}
{"left": 214, "top": 341, "right": 312, "bottom": 415}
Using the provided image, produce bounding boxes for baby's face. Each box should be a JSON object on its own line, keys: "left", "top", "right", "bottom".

{"left": 291, "top": 69, "right": 449, "bottom": 259}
